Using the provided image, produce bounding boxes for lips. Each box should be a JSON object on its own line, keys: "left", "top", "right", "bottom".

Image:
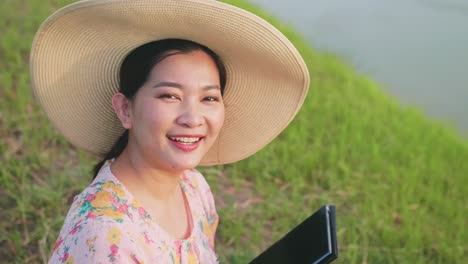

{"left": 168, "top": 136, "right": 201, "bottom": 144}
{"left": 167, "top": 135, "right": 204, "bottom": 152}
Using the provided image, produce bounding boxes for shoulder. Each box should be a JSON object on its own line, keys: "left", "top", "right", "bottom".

{"left": 48, "top": 217, "right": 135, "bottom": 263}
{"left": 182, "top": 169, "right": 219, "bottom": 250}
{"left": 64, "top": 179, "right": 130, "bottom": 225}
{"left": 49, "top": 179, "right": 147, "bottom": 263}
{"left": 181, "top": 169, "right": 216, "bottom": 210}
{"left": 52, "top": 175, "right": 137, "bottom": 248}
{"left": 181, "top": 168, "right": 218, "bottom": 219}
{"left": 181, "top": 169, "right": 212, "bottom": 193}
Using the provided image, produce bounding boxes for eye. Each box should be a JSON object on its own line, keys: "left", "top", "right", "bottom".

{"left": 203, "top": 96, "right": 220, "bottom": 102}
{"left": 158, "top": 94, "right": 180, "bottom": 100}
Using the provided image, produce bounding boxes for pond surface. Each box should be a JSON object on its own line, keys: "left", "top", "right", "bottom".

{"left": 249, "top": 0, "right": 468, "bottom": 133}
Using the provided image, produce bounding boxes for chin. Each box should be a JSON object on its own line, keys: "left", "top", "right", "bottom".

{"left": 167, "top": 158, "right": 202, "bottom": 171}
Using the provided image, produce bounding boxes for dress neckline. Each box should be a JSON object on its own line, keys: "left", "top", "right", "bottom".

{"left": 99, "top": 161, "right": 196, "bottom": 243}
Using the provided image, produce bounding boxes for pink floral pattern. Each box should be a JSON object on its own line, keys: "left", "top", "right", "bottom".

{"left": 49, "top": 161, "right": 219, "bottom": 263}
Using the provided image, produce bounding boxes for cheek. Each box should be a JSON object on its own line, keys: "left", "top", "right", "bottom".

{"left": 134, "top": 101, "right": 174, "bottom": 132}
{"left": 209, "top": 107, "right": 225, "bottom": 133}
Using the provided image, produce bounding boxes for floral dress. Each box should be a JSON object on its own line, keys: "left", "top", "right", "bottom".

{"left": 48, "top": 161, "right": 219, "bottom": 263}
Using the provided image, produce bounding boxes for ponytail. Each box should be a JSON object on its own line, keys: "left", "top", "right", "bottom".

{"left": 92, "top": 130, "right": 128, "bottom": 179}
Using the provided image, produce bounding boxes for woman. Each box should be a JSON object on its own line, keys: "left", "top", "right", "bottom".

{"left": 31, "top": 0, "right": 309, "bottom": 263}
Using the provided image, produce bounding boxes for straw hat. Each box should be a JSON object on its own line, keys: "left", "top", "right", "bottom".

{"left": 30, "top": 0, "right": 309, "bottom": 165}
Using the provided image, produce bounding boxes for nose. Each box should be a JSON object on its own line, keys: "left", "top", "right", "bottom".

{"left": 176, "top": 101, "right": 204, "bottom": 128}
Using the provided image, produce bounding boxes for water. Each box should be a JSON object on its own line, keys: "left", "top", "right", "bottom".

{"left": 249, "top": 0, "right": 468, "bottom": 133}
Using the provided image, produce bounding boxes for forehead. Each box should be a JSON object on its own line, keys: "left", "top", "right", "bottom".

{"left": 148, "top": 50, "right": 220, "bottom": 81}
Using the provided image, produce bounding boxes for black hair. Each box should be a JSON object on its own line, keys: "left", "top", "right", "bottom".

{"left": 93, "top": 39, "right": 227, "bottom": 178}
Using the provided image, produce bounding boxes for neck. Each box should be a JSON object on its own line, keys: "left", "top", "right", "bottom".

{"left": 111, "top": 147, "right": 183, "bottom": 201}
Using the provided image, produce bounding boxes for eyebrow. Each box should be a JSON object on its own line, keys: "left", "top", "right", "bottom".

{"left": 153, "top": 81, "right": 220, "bottom": 91}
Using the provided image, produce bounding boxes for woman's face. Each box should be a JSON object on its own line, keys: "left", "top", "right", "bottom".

{"left": 124, "top": 50, "right": 225, "bottom": 171}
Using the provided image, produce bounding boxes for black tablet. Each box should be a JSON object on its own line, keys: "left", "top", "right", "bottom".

{"left": 249, "top": 205, "right": 338, "bottom": 264}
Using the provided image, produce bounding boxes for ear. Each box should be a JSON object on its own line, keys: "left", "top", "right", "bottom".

{"left": 112, "top": 93, "right": 133, "bottom": 129}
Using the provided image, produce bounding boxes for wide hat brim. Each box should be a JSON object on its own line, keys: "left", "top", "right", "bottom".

{"left": 30, "top": 0, "right": 309, "bottom": 165}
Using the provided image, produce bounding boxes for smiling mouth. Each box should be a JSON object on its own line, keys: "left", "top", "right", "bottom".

{"left": 168, "top": 136, "right": 202, "bottom": 144}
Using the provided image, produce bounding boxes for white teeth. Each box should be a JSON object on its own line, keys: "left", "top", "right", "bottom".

{"left": 169, "top": 137, "right": 201, "bottom": 143}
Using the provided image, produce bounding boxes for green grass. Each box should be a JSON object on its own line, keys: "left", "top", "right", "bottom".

{"left": 1, "top": 0, "right": 467, "bottom": 263}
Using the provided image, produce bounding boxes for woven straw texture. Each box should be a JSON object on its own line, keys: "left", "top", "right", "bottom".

{"left": 30, "top": 0, "right": 309, "bottom": 165}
